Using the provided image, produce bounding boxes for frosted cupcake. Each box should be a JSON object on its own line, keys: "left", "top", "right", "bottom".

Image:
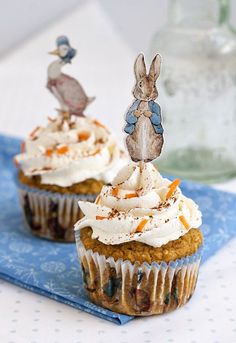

{"left": 75, "top": 53, "right": 203, "bottom": 315}
{"left": 14, "top": 36, "right": 126, "bottom": 242}
{"left": 75, "top": 163, "right": 202, "bottom": 315}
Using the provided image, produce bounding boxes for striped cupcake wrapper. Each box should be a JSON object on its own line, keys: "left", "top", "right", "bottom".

{"left": 76, "top": 235, "right": 202, "bottom": 316}
{"left": 16, "top": 178, "right": 97, "bottom": 242}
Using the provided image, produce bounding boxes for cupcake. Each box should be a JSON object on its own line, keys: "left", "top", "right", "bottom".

{"left": 14, "top": 36, "right": 126, "bottom": 242}
{"left": 75, "top": 162, "right": 202, "bottom": 315}
{"left": 74, "top": 53, "right": 203, "bottom": 316}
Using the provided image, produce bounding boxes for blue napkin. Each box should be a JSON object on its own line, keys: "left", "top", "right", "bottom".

{"left": 0, "top": 134, "right": 236, "bottom": 325}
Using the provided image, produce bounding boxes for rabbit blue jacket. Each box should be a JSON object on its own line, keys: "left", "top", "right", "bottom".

{"left": 124, "top": 99, "right": 164, "bottom": 135}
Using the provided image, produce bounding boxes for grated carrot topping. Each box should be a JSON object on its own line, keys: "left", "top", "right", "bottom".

{"left": 125, "top": 192, "right": 138, "bottom": 199}
{"left": 47, "top": 116, "right": 56, "bottom": 122}
{"left": 56, "top": 145, "right": 69, "bottom": 155}
{"left": 166, "top": 178, "right": 181, "bottom": 200}
{"left": 93, "top": 119, "right": 107, "bottom": 129}
{"left": 13, "top": 158, "right": 19, "bottom": 167}
{"left": 45, "top": 148, "right": 53, "bottom": 157}
{"left": 95, "top": 196, "right": 101, "bottom": 204}
{"left": 168, "top": 179, "right": 181, "bottom": 189}
{"left": 96, "top": 215, "right": 108, "bottom": 220}
{"left": 179, "top": 215, "right": 190, "bottom": 230}
{"left": 135, "top": 219, "right": 148, "bottom": 233}
{"left": 78, "top": 131, "right": 90, "bottom": 141}
{"left": 20, "top": 141, "right": 25, "bottom": 153}
{"left": 29, "top": 126, "right": 40, "bottom": 139}
{"left": 89, "top": 148, "right": 100, "bottom": 156}
{"left": 111, "top": 187, "right": 120, "bottom": 197}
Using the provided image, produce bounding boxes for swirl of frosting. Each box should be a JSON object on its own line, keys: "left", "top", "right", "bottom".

{"left": 15, "top": 116, "right": 126, "bottom": 187}
{"left": 75, "top": 162, "right": 202, "bottom": 248}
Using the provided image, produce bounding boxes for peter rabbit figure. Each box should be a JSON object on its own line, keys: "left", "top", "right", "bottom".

{"left": 124, "top": 53, "right": 164, "bottom": 162}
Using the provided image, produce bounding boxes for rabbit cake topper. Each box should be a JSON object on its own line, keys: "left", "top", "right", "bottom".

{"left": 47, "top": 35, "right": 95, "bottom": 119}
{"left": 124, "top": 53, "right": 164, "bottom": 162}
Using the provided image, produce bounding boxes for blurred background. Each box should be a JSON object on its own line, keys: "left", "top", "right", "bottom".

{"left": 0, "top": 0, "right": 236, "bottom": 183}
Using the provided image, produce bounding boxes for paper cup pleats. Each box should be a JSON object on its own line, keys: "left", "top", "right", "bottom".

{"left": 16, "top": 181, "right": 96, "bottom": 242}
{"left": 76, "top": 238, "right": 202, "bottom": 316}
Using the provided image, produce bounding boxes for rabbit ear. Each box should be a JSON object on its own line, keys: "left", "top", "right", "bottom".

{"left": 149, "top": 54, "right": 161, "bottom": 80}
{"left": 134, "top": 53, "right": 147, "bottom": 80}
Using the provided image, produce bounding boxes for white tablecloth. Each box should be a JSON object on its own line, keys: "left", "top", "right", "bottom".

{"left": 0, "top": 1, "right": 236, "bottom": 342}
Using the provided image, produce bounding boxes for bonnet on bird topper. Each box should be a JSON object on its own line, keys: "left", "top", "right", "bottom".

{"left": 47, "top": 35, "right": 95, "bottom": 118}
{"left": 124, "top": 53, "right": 164, "bottom": 163}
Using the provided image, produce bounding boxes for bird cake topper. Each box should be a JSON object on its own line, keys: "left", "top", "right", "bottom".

{"left": 124, "top": 53, "right": 164, "bottom": 163}
{"left": 47, "top": 35, "right": 95, "bottom": 118}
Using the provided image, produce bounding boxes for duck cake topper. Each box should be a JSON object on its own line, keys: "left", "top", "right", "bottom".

{"left": 47, "top": 36, "right": 95, "bottom": 118}
{"left": 124, "top": 53, "right": 164, "bottom": 162}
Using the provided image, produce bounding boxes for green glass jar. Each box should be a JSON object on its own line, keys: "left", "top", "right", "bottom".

{"left": 150, "top": 0, "right": 236, "bottom": 182}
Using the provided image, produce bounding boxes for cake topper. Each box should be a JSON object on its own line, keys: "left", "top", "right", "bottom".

{"left": 124, "top": 53, "right": 164, "bottom": 162}
{"left": 47, "top": 36, "right": 95, "bottom": 118}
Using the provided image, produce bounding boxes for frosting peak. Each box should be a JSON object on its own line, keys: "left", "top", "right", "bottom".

{"left": 75, "top": 162, "right": 202, "bottom": 247}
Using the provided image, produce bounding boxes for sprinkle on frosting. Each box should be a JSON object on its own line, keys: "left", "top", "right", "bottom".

{"left": 111, "top": 187, "right": 120, "bottom": 198}
{"left": 88, "top": 148, "right": 100, "bottom": 156}
{"left": 135, "top": 219, "right": 148, "bottom": 233}
{"left": 93, "top": 119, "right": 108, "bottom": 131}
{"left": 47, "top": 116, "right": 56, "bottom": 122}
{"left": 96, "top": 215, "right": 108, "bottom": 220}
{"left": 20, "top": 141, "right": 25, "bottom": 153}
{"left": 29, "top": 126, "right": 40, "bottom": 140}
{"left": 179, "top": 215, "right": 190, "bottom": 230}
{"left": 166, "top": 179, "right": 181, "bottom": 200}
{"left": 125, "top": 192, "right": 138, "bottom": 199}
{"left": 56, "top": 145, "right": 69, "bottom": 155}
{"left": 78, "top": 131, "right": 90, "bottom": 141}
{"left": 45, "top": 148, "right": 53, "bottom": 157}
{"left": 75, "top": 162, "right": 202, "bottom": 248}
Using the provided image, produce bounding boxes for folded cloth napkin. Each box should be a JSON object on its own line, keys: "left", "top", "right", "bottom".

{"left": 0, "top": 134, "right": 236, "bottom": 325}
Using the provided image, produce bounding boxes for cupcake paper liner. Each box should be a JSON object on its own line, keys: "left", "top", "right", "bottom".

{"left": 16, "top": 178, "right": 97, "bottom": 242}
{"left": 76, "top": 234, "right": 202, "bottom": 316}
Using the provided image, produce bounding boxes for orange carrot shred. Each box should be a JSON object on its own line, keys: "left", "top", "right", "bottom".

{"left": 13, "top": 157, "right": 19, "bottom": 167}
{"left": 179, "top": 215, "right": 190, "bottom": 230}
{"left": 78, "top": 131, "right": 90, "bottom": 141}
{"left": 56, "top": 145, "right": 69, "bottom": 155}
{"left": 45, "top": 148, "right": 53, "bottom": 157}
{"left": 29, "top": 126, "right": 40, "bottom": 139}
{"left": 166, "top": 179, "right": 181, "bottom": 199}
{"left": 111, "top": 187, "right": 119, "bottom": 197}
{"left": 96, "top": 215, "right": 107, "bottom": 220}
{"left": 125, "top": 192, "right": 138, "bottom": 199}
{"left": 135, "top": 219, "right": 148, "bottom": 233}
{"left": 93, "top": 119, "right": 107, "bottom": 129}
{"left": 168, "top": 179, "right": 181, "bottom": 189}
{"left": 95, "top": 196, "right": 101, "bottom": 204}
{"left": 89, "top": 148, "right": 100, "bottom": 156}
{"left": 47, "top": 116, "right": 56, "bottom": 122}
{"left": 20, "top": 141, "right": 25, "bottom": 153}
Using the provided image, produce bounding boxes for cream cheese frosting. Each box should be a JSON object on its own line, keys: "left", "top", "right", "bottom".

{"left": 75, "top": 162, "right": 202, "bottom": 248}
{"left": 15, "top": 115, "right": 126, "bottom": 187}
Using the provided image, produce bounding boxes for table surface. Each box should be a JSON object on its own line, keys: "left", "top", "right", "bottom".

{"left": 1, "top": 2, "right": 236, "bottom": 342}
